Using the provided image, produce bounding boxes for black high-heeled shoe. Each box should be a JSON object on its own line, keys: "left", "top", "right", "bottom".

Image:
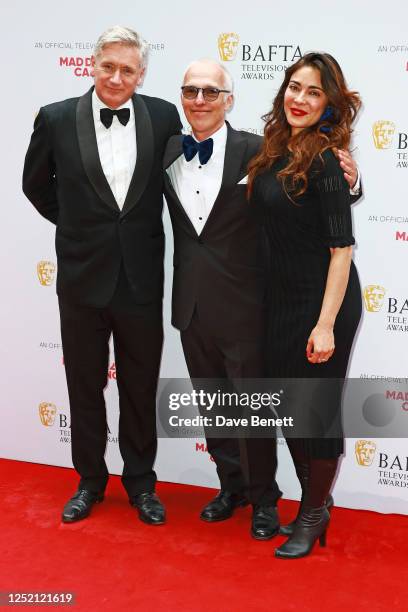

{"left": 275, "top": 506, "right": 330, "bottom": 559}
{"left": 279, "top": 493, "right": 334, "bottom": 536}
{"left": 275, "top": 454, "right": 338, "bottom": 559}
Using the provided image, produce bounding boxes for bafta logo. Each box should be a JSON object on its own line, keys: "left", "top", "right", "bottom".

{"left": 39, "top": 402, "right": 57, "bottom": 427}
{"left": 355, "top": 440, "right": 376, "bottom": 466}
{"left": 218, "top": 33, "right": 239, "bottom": 61}
{"left": 37, "top": 260, "right": 56, "bottom": 286}
{"left": 372, "top": 120, "right": 396, "bottom": 150}
{"left": 363, "top": 285, "right": 386, "bottom": 312}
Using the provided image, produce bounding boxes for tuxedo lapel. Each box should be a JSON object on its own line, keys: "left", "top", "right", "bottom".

{"left": 121, "top": 94, "right": 154, "bottom": 217}
{"left": 76, "top": 88, "right": 119, "bottom": 212}
{"left": 220, "top": 124, "right": 249, "bottom": 189}
{"left": 201, "top": 124, "right": 248, "bottom": 236}
{"left": 163, "top": 134, "right": 184, "bottom": 170}
{"left": 163, "top": 135, "right": 198, "bottom": 236}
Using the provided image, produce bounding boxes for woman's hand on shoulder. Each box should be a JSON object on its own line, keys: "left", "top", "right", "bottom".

{"left": 306, "top": 324, "right": 335, "bottom": 364}
{"left": 335, "top": 148, "right": 358, "bottom": 189}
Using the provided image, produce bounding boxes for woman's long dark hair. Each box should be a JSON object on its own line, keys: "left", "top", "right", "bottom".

{"left": 247, "top": 52, "right": 361, "bottom": 197}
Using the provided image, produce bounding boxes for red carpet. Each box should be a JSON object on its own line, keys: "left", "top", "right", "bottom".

{"left": 0, "top": 459, "right": 406, "bottom": 611}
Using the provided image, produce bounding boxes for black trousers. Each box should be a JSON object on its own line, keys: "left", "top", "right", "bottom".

{"left": 59, "top": 267, "right": 163, "bottom": 497}
{"left": 180, "top": 310, "right": 281, "bottom": 506}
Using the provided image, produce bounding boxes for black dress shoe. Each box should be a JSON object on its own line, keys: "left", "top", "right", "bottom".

{"left": 200, "top": 490, "right": 248, "bottom": 522}
{"left": 130, "top": 492, "right": 166, "bottom": 525}
{"left": 62, "top": 489, "right": 104, "bottom": 523}
{"left": 251, "top": 505, "right": 280, "bottom": 540}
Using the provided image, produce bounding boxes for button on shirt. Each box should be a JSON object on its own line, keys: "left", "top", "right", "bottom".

{"left": 92, "top": 90, "right": 136, "bottom": 209}
{"left": 167, "top": 123, "right": 227, "bottom": 235}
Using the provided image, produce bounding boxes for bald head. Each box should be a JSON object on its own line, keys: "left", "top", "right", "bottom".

{"left": 183, "top": 58, "right": 233, "bottom": 92}
{"left": 180, "top": 58, "right": 234, "bottom": 142}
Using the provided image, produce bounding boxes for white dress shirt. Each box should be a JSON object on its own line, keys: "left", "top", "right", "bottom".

{"left": 167, "top": 123, "right": 227, "bottom": 235}
{"left": 92, "top": 90, "right": 136, "bottom": 209}
{"left": 167, "top": 121, "right": 360, "bottom": 234}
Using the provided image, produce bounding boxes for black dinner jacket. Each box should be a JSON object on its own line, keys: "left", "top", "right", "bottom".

{"left": 23, "top": 87, "right": 182, "bottom": 307}
{"left": 163, "top": 124, "right": 266, "bottom": 341}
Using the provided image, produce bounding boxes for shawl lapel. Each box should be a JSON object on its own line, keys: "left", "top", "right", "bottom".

{"left": 76, "top": 87, "right": 118, "bottom": 212}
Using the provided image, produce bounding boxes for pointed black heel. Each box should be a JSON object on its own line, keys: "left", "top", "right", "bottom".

{"left": 319, "top": 529, "right": 327, "bottom": 547}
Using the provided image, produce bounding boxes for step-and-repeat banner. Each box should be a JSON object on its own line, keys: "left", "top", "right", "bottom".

{"left": 1, "top": 0, "right": 407, "bottom": 514}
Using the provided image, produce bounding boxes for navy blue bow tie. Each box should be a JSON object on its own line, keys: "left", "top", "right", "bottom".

{"left": 100, "top": 107, "right": 130, "bottom": 129}
{"left": 182, "top": 135, "right": 214, "bottom": 165}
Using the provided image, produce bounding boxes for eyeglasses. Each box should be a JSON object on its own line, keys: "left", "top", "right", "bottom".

{"left": 181, "top": 86, "right": 231, "bottom": 101}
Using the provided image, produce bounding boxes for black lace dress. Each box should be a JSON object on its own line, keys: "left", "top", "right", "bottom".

{"left": 252, "top": 149, "right": 362, "bottom": 457}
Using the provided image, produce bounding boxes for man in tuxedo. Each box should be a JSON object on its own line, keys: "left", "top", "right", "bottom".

{"left": 164, "top": 59, "right": 281, "bottom": 539}
{"left": 163, "top": 59, "right": 359, "bottom": 539}
{"left": 23, "top": 26, "right": 181, "bottom": 525}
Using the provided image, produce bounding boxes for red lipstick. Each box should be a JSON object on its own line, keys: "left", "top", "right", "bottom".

{"left": 290, "top": 108, "right": 307, "bottom": 117}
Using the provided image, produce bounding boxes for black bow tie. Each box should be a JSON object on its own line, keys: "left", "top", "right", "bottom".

{"left": 100, "top": 107, "right": 130, "bottom": 129}
{"left": 182, "top": 135, "right": 214, "bottom": 165}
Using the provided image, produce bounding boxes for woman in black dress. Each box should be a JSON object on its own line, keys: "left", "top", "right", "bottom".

{"left": 248, "top": 52, "right": 362, "bottom": 558}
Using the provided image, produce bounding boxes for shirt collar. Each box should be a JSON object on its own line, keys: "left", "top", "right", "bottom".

{"left": 92, "top": 89, "right": 134, "bottom": 126}
{"left": 190, "top": 122, "right": 227, "bottom": 155}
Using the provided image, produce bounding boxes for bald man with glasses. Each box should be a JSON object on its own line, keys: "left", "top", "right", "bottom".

{"left": 164, "top": 59, "right": 282, "bottom": 539}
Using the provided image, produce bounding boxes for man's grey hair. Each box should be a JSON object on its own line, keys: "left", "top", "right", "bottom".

{"left": 94, "top": 26, "right": 149, "bottom": 67}
{"left": 183, "top": 59, "right": 234, "bottom": 93}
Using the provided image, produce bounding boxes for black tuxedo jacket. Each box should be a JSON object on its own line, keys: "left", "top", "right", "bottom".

{"left": 23, "top": 87, "right": 181, "bottom": 307}
{"left": 163, "top": 124, "right": 266, "bottom": 341}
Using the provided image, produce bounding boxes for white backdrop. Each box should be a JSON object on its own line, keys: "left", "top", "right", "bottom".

{"left": 1, "top": 0, "right": 407, "bottom": 514}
